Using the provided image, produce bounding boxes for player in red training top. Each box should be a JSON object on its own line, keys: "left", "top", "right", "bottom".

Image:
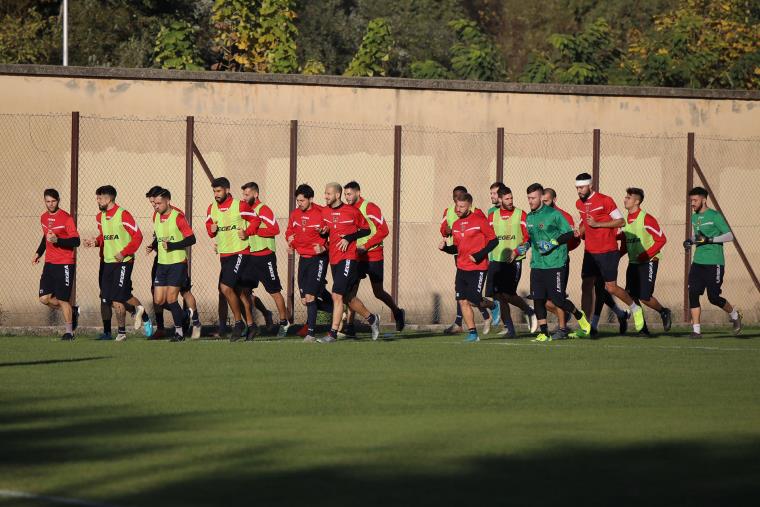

{"left": 574, "top": 172, "right": 644, "bottom": 334}
{"left": 33, "top": 188, "right": 80, "bottom": 341}
{"left": 317, "top": 182, "right": 380, "bottom": 343}
{"left": 343, "top": 181, "right": 405, "bottom": 336}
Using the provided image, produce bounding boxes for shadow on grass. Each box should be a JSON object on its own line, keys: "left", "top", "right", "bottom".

{"left": 0, "top": 356, "right": 111, "bottom": 368}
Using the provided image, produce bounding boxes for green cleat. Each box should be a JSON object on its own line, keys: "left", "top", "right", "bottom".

{"left": 573, "top": 311, "right": 591, "bottom": 338}
{"left": 632, "top": 306, "right": 645, "bottom": 332}
{"left": 531, "top": 333, "right": 552, "bottom": 343}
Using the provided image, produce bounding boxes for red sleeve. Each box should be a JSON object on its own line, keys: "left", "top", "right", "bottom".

{"left": 285, "top": 209, "right": 297, "bottom": 239}
{"left": 440, "top": 208, "right": 450, "bottom": 237}
{"left": 176, "top": 213, "right": 194, "bottom": 237}
{"left": 362, "top": 202, "right": 388, "bottom": 250}
{"left": 119, "top": 210, "right": 143, "bottom": 257}
{"left": 95, "top": 213, "right": 103, "bottom": 246}
{"left": 481, "top": 215, "right": 496, "bottom": 241}
{"left": 355, "top": 208, "right": 369, "bottom": 230}
{"left": 520, "top": 211, "right": 529, "bottom": 240}
{"left": 239, "top": 200, "right": 260, "bottom": 236}
{"left": 255, "top": 204, "right": 280, "bottom": 238}
{"left": 604, "top": 196, "right": 616, "bottom": 214}
{"left": 205, "top": 204, "right": 215, "bottom": 237}
{"left": 487, "top": 210, "right": 495, "bottom": 225}
{"left": 644, "top": 214, "right": 667, "bottom": 259}
{"left": 65, "top": 216, "right": 79, "bottom": 238}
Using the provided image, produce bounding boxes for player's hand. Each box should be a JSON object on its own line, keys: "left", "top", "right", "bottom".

{"left": 114, "top": 252, "right": 125, "bottom": 262}
{"left": 586, "top": 216, "right": 599, "bottom": 228}
{"left": 683, "top": 239, "right": 693, "bottom": 249}
{"left": 287, "top": 234, "right": 295, "bottom": 245}
{"left": 438, "top": 239, "right": 447, "bottom": 251}
{"left": 319, "top": 226, "right": 329, "bottom": 235}
{"left": 161, "top": 240, "right": 169, "bottom": 251}
{"left": 337, "top": 238, "right": 350, "bottom": 252}
{"left": 314, "top": 244, "right": 326, "bottom": 254}
{"left": 145, "top": 244, "right": 154, "bottom": 254}
{"left": 443, "top": 227, "right": 452, "bottom": 237}
{"left": 237, "top": 229, "right": 248, "bottom": 240}
{"left": 516, "top": 243, "right": 528, "bottom": 256}
{"left": 538, "top": 240, "right": 558, "bottom": 254}
{"left": 693, "top": 232, "right": 711, "bottom": 246}
{"left": 573, "top": 227, "right": 581, "bottom": 238}
{"left": 32, "top": 253, "right": 40, "bottom": 265}
{"left": 509, "top": 249, "right": 518, "bottom": 262}
{"left": 47, "top": 231, "right": 58, "bottom": 243}
{"left": 468, "top": 255, "right": 477, "bottom": 263}
{"left": 85, "top": 237, "right": 98, "bottom": 248}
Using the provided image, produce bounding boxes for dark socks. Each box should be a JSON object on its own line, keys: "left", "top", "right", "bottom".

{"left": 167, "top": 302, "right": 184, "bottom": 330}
{"left": 306, "top": 301, "right": 318, "bottom": 335}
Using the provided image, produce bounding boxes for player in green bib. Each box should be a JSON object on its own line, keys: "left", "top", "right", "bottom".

{"left": 524, "top": 183, "right": 591, "bottom": 342}
{"left": 683, "top": 187, "right": 742, "bottom": 337}
{"left": 619, "top": 188, "right": 672, "bottom": 335}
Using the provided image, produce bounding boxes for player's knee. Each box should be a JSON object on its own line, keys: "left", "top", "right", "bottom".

{"left": 304, "top": 294, "right": 315, "bottom": 303}
{"left": 39, "top": 295, "right": 50, "bottom": 305}
{"left": 688, "top": 289, "right": 701, "bottom": 308}
{"left": 604, "top": 281, "right": 617, "bottom": 293}
{"left": 707, "top": 294, "right": 726, "bottom": 308}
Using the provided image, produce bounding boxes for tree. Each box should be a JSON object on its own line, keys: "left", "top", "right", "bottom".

{"left": 448, "top": 18, "right": 505, "bottom": 81}
{"left": 154, "top": 20, "right": 204, "bottom": 71}
{"left": 344, "top": 18, "right": 395, "bottom": 77}
{"left": 0, "top": 6, "right": 59, "bottom": 64}
{"left": 410, "top": 60, "right": 454, "bottom": 79}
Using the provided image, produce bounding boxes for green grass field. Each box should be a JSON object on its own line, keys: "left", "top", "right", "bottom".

{"left": 2, "top": 328, "right": 760, "bottom": 507}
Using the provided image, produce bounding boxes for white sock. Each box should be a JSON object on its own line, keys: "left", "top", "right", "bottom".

{"left": 591, "top": 315, "right": 600, "bottom": 329}
{"left": 630, "top": 302, "right": 640, "bottom": 313}
{"left": 693, "top": 324, "right": 701, "bottom": 334}
{"left": 729, "top": 309, "right": 738, "bottom": 320}
{"left": 175, "top": 326, "right": 183, "bottom": 336}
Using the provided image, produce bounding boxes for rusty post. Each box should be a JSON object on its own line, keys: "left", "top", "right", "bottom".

{"left": 496, "top": 127, "right": 504, "bottom": 183}
{"left": 185, "top": 116, "right": 194, "bottom": 277}
{"left": 287, "top": 120, "right": 298, "bottom": 319}
{"left": 592, "top": 128, "right": 601, "bottom": 191}
{"left": 391, "top": 125, "right": 402, "bottom": 305}
{"left": 684, "top": 133, "right": 695, "bottom": 322}
{"left": 192, "top": 142, "right": 215, "bottom": 183}
{"left": 69, "top": 111, "right": 79, "bottom": 304}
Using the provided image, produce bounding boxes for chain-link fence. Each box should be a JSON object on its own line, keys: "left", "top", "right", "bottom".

{"left": 2, "top": 111, "right": 758, "bottom": 329}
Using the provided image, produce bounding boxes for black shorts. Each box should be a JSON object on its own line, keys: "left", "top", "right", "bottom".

{"left": 219, "top": 254, "right": 250, "bottom": 289}
{"left": 39, "top": 263, "right": 75, "bottom": 301}
{"left": 455, "top": 269, "right": 486, "bottom": 305}
{"left": 153, "top": 263, "right": 189, "bottom": 288}
{"left": 530, "top": 267, "right": 566, "bottom": 306}
{"left": 562, "top": 261, "right": 570, "bottom": 296}
{"left": 242, "top": 253, "right": 282, "bottom": 293}
{"left": 153, "top": 257, "right": 191, "bottom": 292}
{"left": 331, "top": 259, "right": 358, "bottom": 296}
{"left": 298, "top": 254, "right": 329, "bottom": 298}
{"left": 581, "top": 250, "right": 620, "bottom": 282}
{"left": 625, "top": 261, "right": 659, "bottom": 301}
{"left": 488, "top": 260, "right": 523, "bottom": 296}
{"left": 100, "top": 262, "right": 134, "bottom": 304}
{"left": 688, "top": 263, "right": 724, "bottom": 304}
{"left": 358, "top": 259, "right": 384, "bottom": 283}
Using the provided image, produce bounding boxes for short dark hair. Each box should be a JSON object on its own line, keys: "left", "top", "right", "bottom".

{"left": 211, "top": 177, "right": 230, "bottom": 189}
{"left": 145, "top": 185, "right": 163, "bottom": 198}
{"left": 157, "top": 188, "right": 171, "bottom": 200}
{"left": 496, "top": 185, "right": 512, "bottom": 197}
{"left": 490, "top": 181, "right": 503, "bottom": 190}
{"left": 626, "top": 187, "right": 644, "bottom": 204}
{"left": 456, "top": 192, "right": 473, "bottom": 204}
{"left": 575, "top": 172, "right": 592, "bottom": 181}
{"left": 241, "top": 181, "right": 259, "bottom": 193}
{"left": 295, "top": 184, "right": 314, "bottom": 199}
{"left": 96, "top": 185, "right": 117, "bottom": 198}
{"left": 527, "top": 183, "right": 544, "bottom": 194}
{"left": 688, "top": 186, "right": 708, "bottom": 198}
{"left": 345, "top": 181, "right": 361, "bottom": 191}
{"left": 43, "top": 188, "right": 60, "bottom": 200}
{"left": 453, "top": 185, "right": 468, "bottom": 194}
{"left": 543, "top": 187, "right": 557, "bottom": 199}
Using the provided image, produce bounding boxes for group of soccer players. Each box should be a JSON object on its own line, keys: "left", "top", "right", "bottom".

{"left": 34, "top": 171, "right": 743, "bottom": 342}
{"left": 437, "top": 172, "right": 744, "bottom": 341}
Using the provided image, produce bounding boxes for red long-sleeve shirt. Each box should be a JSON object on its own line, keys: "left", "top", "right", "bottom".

{"left": 205, "top": 194, "right": 258, "bottom": 257}
{"left": 576, "top": 191, "right": 622, "bottom": 254}
{"left": 286, "top": 203, "right": 328, "bottom": 257}
{"left": 40, "top": 209, "right": 79, "bottom": 264}
{"left": 449, "top": 211, "right": 496, "bottom": 271}
{"left": 555, "top": 205, "right": 580, "bottom": 252}
{"left": 95, "top": 205, "right": 142, "bottom": 260}
{"left": 619, "top": 209, "right": 667, "bottom": 262}
{"left": 352, "top": 198, "right": 388, "bottom": 262}
{"left": 249, "top": 199, "right": 279, "bottom": 257}
{"left": 321, "top": 203, "right": 369, "bottom": 265}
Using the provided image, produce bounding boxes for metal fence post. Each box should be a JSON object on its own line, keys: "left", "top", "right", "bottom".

{"left": 496, "top": 127, "right": 504, "bottom": 183}
{"left": 287, "top": 120, "right": 298, "bottom": 319}
{"left": 185, "top": 116, "right": 194, "bottom": 277}
{"left": 391, "top": 125, "right": 402, "bottom": 305}
{"left": 592, "top": 128, "right": 601, "bottom": 191}
{"left": 684, "top": 133, "right": 695, "bottom": 322}
{"left": 70, "top": 111, "right": 79, "bottom": 305}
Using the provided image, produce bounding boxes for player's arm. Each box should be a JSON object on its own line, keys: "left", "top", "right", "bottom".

{"left": 639, "top": 214, "right": 666, "bottom": 261}
{"left": 205, "top": 204, "right": 217, "bottom": 238}
{"left": 285, "top": 211, "right": 297, "bottom": 245}
{"left": 342, "top": 212, "right": 370, "bottom": 243}
{"left": 471, "top": 217, "right": 498, "bottom": 263}
{"left": 440, "top": 209, "right": 451, "bottom": 237}
{"left": 588, "top": 201, "right": 625, "bottom": 228}
{"left": 701, "top": 213, "right": 734, "bottom": 244}
{"left": 166, "top": 214, "right": 197, "bottom": 250}
{"left": 53, "top": 216, "right": 81, "bottom": 248}
{"left": 360, "top": 203, "right": 388, "bottom": 251}
{"left": 33, "top": 234, "right": 46, "bottom": 263}
{"left": 120, "top": 210, "right": 143, "bottom": 258}
{"left": 239, "top": 201, "right": 260, "bottom": 238}
{"left": 255, "top": 204, "right": 280, "bottom": 237}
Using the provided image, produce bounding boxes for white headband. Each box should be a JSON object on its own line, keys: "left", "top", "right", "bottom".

{"left": 575, "top": 179, "right": 592, "bottom": 186}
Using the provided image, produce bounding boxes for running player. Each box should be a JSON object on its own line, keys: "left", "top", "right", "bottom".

{"left": 34, "top": 188, "right": 80, "bottom": 341}
{"left": 318, "top": 182, "right": 380, "bottom": 343}
{"left": 684, "top": 187, "right": 742, "bottom": 338}
{"left": 574, "top": 172, "right": 644, "bottom": 334}
{"left": 524, "top": 183, "right": 591, "bottom": 342}
{"left": 619, "top": 187, "right": 672, "bottom": 335}
{"left": 484, "top": 182, "right": 503, "bottom": 329}
{"left": 343, "top": 181, "right": 405, "bottom": 335}
{"left": 286, "top": 184, "right": 334, "bottom": 342}
{"left": 239, "top": 181, "right": 292, "bottom": 337}
{"left": 487, "top": 185, "right": 537, "bottom": 338}
{"left": 440, "top": 186, "right": 494, "bottom": 334}
{"left": 205, "top": 177, "right": 258, "bottom": 341}
{"left": 84, "top": 185, "right": 152, "bottom": 341}
{"left": 150, "top": 188, "right": 200, "bottom": 341}
{"left": 438, "top": 192, "right": 498, "bottom": 342}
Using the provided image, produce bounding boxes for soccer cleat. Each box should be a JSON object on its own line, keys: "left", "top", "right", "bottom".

{"left": 618, "top": 310, "right": 630, "bottom": 335}
{"left": 731, "top": 311, "right": 743, "bottom": 336}
{"left": 370, "top": 314, "right": 381, "bottom": 341}
{"left": 338, "top": 323, "right": 357, "bottom": 339}
{"left": 660, "top": 308, "right": 672, "bottom": 332}
{"left": 690, "top": 332, "right": 703, "bottom": 339}
{"left": 531, "top": 333, "right": 552, "bottom": 343}
{"left": 317, "top": 334, "right": 337, "bottom": 344}
{"left": 151, "top": 328, "right": 166, "bottom": 340}
{"left": 497, "top": 327, "right": 516, "bottom": 339}
{"left": 632, "top": 307, "right": 645, "bottom": 332}
{"left": 590, "top": 327, "right": 599, "bottom": 337}
{"left": 490, "top": 300, "right": 501, "bottom": 330}
{"left": 191, "top": 323, "right": 202, "bottom": 340}
{"left": 303, "top": 334, "right": 316, "bottom": 343}
{"left": 230, "top": 322, "right": 246, "bottom": 342}
{"left": 464, "top": 331, "right": 480, "bottom": 342}
{"left": 443, "top": 323, "right": 463, "bottom": 335}
{"left": 482, "top": 316, "right": 492, "bottom": 336}
{"left": 551, "top": 328, "right": 570, "bottom": 341}
{"left": 296, "top": 323, "right": 309, "bottom": 337}
{"left": 96, "top": 332, "right": 113, "bottom": 341}
{"left": 277, "top": 321, "right": 292, "bottom": 338}
{"left": 576, "top": 311, "right": 591, "bottom": 338}
{"left": 395, "top": 308, "right": 406, "bottom": 332}
{"left": 133, "top": 305, "right": 146, "bottom": 330}
{"left": 528, "top": 312, "right": 539, "bottom": 334}
{"left": 115, "top": 333, "right": 127, "bottom": 342}
{"left": 61, "top": 333, "right": 74, "bottom": 341}
{"left": 142, "top": 319, "right": 154, "bottom": 338}
{"left": 245, "top": 325, "right": 259, "bottom": 341}
{"left": 170, "top": 333, "right": 185, "bottom": 342}
{"left": 72, "top": 306, "right": 80, "bottom": 331}
{"left": 213, "top": 324, "right": 230, "bottom": 338}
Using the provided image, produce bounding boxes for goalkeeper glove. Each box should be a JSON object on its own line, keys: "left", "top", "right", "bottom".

{"left": 693, "top": 232, "right": 712, "bottom": 246}
{"left": 538, "top": 239, "right": 558, "bottom": 254}
{"left": 516, "top": 243, "right": 528, "bottom": 256}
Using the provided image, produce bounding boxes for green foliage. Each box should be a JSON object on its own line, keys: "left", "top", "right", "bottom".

{"left": 154, "top": 20, "right": 204, "bottom": 71}
{"left": 410, "top": 59, "right": 454, "bottom": 79}
{"left": 448, "top": 18, "right": 505, "bottom": 81}
{"left": 344, "top": 18, "right": 395, "bottom": 77}
{"left": 301, "top": 59, "right": 326, "bottom": 75}
{"left": 0, "top": 6, "right": 59, "bottom": 64}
